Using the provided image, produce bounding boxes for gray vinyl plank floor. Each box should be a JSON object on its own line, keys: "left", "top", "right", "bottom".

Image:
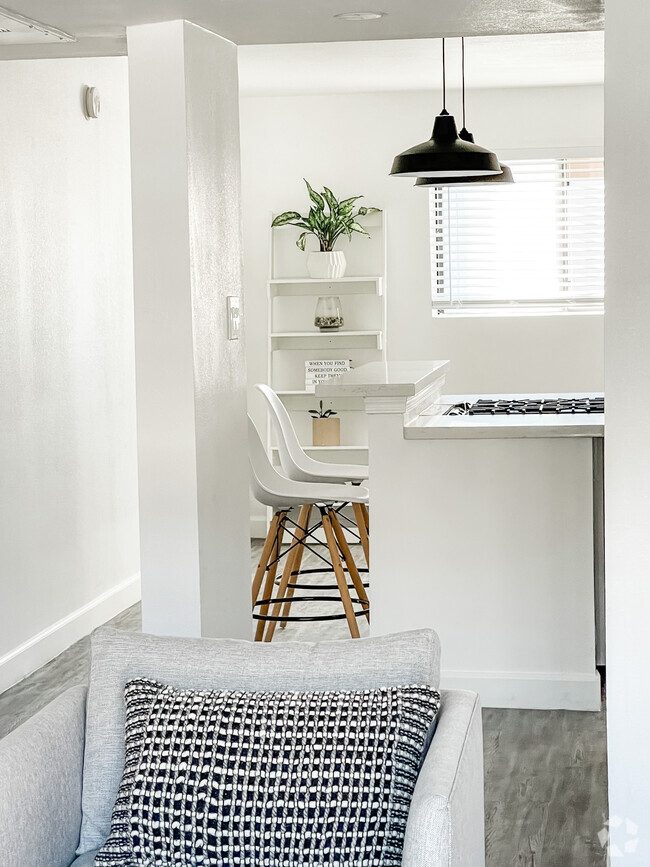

{"left": 1, "top": 540, "right": 608, "bottom": 866}
{"left": 483, "top": 706, "right": 608, "bottom": 866}
{"left": 0, "top": 603, "right": 142, "bottom": 740}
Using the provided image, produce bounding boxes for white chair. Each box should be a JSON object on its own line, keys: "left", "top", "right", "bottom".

{"left": 255, "top": 383, "right": 370, "bottom": 563}
{"left": 248, "top": 415, "right": 370, "bottom": 642}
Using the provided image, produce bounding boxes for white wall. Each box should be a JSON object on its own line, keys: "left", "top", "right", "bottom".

{"left": 605, "top": 1, "right": 650, "bottom": 857}
{"left": 0, "top": 57, "right": 139, "bottom": 690}
{"left": 368, "top": 414, "right": 599, "bottom": 709}
{"left": 128, "top": 22, "right": 252, "bottom": 640}
{"left": 240, "top": 84, "right": 604, "bottom": 526}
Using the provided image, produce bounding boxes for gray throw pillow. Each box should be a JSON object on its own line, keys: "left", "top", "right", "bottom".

{"left": 95, "top": 679, "right": 440, "bottom": 866}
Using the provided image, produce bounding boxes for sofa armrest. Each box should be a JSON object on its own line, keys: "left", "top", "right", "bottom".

{"left": 0, "top": 685, "right": 87, "bottom": 867}
{"left": 402, "top": 689, "right": 485, "bottom": 867}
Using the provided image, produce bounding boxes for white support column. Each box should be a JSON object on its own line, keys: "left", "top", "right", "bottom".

{"left": 127, "top": 20, "right": 251, "bottom": 639}
{"left": 605, "top": 2, "right": 650, "bottom": 859}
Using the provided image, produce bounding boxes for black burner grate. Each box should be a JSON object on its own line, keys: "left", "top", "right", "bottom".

{"left": 445, "top": 397, "right": 604, "bottom": 416}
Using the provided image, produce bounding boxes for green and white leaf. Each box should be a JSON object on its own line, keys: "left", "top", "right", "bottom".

{"left": 304, "top": 179, "right": 326, "bottom": 212}
{"left": 357, "top": 206, "right": 382, "bottom": 217}
{"left": 322, "top": 186, "right": 338, "bottom": 216}
{"left": 339, "top": 195, "right": 362, "bottom": 213}
{"left": 271, "top": 211, "right": 303, "bottom": 227}
{"left": 349, "top": 220, "right": 370, "bottom": 237}
{"left": 296, "top": 232, "right": 309, "bottom": 251}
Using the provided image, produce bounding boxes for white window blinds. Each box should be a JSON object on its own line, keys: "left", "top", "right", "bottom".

{"left": 430, "top": 158, "right": 604, "bottom": 315}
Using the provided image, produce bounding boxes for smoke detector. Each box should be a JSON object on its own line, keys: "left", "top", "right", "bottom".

{"left": 0, "top": 5, "right": 75, "bottom": 44}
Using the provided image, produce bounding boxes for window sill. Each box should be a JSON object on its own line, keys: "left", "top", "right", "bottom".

{"left": 433, "top": 306, "right": 604, "bottom": 319}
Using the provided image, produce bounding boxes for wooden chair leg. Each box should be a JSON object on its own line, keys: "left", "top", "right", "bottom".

{"left": 330, "top": 509, "right": 370, "bottom": 624}
{"left": 280, "top": 503, "right": 313, "bottom": 629}
{"left": 352, "top": 502, "right": 370, "bottom": 567}
{"left": 264, "top": 504, "right": 312, "bottom": 643}
{"left": 251, "top": 513, "right": 281, "bottom": 607}
{"left": 321, "top": 508, "right": 360, "bottom": 639}
{"left": 360, "top": 503, "right": 370, "bottom": 533}
{"left": 254, "top": 511, "right": 286, "bottom": 642}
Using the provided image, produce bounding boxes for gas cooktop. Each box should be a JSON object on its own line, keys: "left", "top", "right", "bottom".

{"left": 444, "top": 397, "right": 605, "bottom": 416}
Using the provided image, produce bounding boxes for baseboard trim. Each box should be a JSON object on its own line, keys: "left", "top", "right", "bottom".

{"left": 440, "top": 668, "right": 602, "bottom": 711}
{"left": 0, "top": 573, "right": 141, "bottom": 694}
{"left": 250, "top": 517, "right": 268, "bottom": 539}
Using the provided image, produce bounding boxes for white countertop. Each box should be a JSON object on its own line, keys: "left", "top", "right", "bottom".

{"left": 406, "top": 392, "right": 604, "bottom": 439}
{"left": 315, "top": 361, "right": 603, "bottom": 439}
{"left": 315, "top": 360, "right": 449, "bottom": 398}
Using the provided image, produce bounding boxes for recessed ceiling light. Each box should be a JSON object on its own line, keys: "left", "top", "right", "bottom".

{"left": 334, "top": 11, "right": 386, "bottom": 21}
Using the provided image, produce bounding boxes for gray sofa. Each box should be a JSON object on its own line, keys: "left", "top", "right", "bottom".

{"left": 0, "top": 626, "right": 485, "bottom": 867}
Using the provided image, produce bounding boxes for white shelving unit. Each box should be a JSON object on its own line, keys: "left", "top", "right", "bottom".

{"left": 267, "top": 210, "right": 387, "bottom": 467}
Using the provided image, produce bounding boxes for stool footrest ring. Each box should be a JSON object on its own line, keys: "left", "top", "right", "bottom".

{"left": 253, "top": 594, "right": 369, "bottom": 623}
{"left": 286, "top": 581, "right": 370, "bottom": 591}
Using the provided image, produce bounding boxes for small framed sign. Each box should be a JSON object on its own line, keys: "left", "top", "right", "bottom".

{"left": 305, "top": 359, "right": 351, "bottom": 392}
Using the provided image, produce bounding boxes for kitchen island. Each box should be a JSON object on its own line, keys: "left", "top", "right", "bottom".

{"left": 317, "top": 360, "right": 604, "bottom": 710}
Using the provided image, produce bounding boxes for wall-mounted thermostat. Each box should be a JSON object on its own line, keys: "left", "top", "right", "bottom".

{"left": 84, "top": 86, "right": 100, "bottom": 119}
{"left": 227, "top": 296, "right": 241, "bottom": 340}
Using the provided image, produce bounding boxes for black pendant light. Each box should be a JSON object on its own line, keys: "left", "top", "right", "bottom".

{"left": 390, "top": 38, "right": 502, "bottom": 179}
{"left": 415, "top": 161, "right": 514, "bottom": 187}
{"left": 415, "top": 39, "right": 513, "bottom": 187}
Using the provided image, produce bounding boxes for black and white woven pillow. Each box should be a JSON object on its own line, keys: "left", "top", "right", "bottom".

{"left": 95, "top": 678, "right": 440, "bottom": 867}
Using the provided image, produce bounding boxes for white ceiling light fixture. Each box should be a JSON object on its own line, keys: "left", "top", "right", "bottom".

{"left": 0, "top": 5, "right": 75, "bottom": 44}
{"left": 334, "top": 11, "right": 386, "bottom": 21}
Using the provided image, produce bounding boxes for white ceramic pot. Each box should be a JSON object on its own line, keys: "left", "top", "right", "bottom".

{"left": 307, "top": 251, "right": 347, "bottom": 279}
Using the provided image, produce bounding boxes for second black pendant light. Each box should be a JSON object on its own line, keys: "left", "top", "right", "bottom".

{"left": 390, "top": 37, "right": 502, "bottom": 179}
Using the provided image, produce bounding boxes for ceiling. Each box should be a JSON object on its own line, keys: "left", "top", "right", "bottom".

{"left": 0, "top": 0, "right": 603, "bottom": 59}
{"left": 239, "top": 32, "right": 604, "bottom": 96}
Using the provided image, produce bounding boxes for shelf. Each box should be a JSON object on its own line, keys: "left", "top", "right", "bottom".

{"left": 269, "top": 276, "right": 381, "bottom": 284}
{"left": 306, "top": 445, "right": 368, "bottom": 453}
{"left": 272, "top": 445, "right": 369, "bottom": 453}
{"left": 270, "top": 330, "right": 382, "bottom": 338}
{"left": 271, "top": 330, "right": 384, "bottom": 351}
{"left": 269, "top": 277, "right": 383, "bottom": 297}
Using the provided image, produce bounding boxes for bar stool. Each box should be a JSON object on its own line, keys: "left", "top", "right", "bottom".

{"left": 255, "top": 383, "right": 370, "bottom": 565}
{"left": 248, "top": 415, "right": 370, "bottom": 642}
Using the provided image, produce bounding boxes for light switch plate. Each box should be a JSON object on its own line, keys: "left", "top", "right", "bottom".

{"left": 227, "top": 296, "right": 241, "bottom": 340}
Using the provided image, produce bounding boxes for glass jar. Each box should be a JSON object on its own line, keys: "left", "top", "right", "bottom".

{"left": 314, "top": 296, "right": 344, "bottom": 331}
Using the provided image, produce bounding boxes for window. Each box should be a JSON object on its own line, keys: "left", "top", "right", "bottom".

{"left": 430, "top": 158, "right": 604, "bottom": 315}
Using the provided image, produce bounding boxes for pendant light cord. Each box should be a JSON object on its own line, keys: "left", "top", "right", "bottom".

{"left": 461, "top": 36, "right": 466, "bottom": 129}
{"left": 441, "top": 37, "right": 446, "bottom": 113}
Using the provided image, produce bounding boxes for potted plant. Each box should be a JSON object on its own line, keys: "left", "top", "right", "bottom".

{"left": 309, "top": 401, "right": 340, "bottom": 446}
{"left": 272, "top": 180, "right": 381, "bottom": 279}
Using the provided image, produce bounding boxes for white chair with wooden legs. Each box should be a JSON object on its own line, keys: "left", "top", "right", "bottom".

{"left": 248, "top": 415, "right": 370, "bottom": 642}
{"left": 254, "top": 383, "right": 370, "bottom": 564}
